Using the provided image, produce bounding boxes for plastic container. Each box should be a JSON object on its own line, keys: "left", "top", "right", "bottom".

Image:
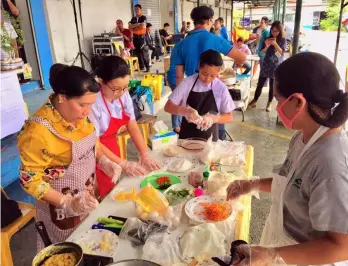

{"left": 188, "top": 171, "right": 204, "bottom": 188}
{"left": 111, "top": 187, "right": 136, "bottom": 203}
{"left": 203, "top": 171, "right": 210, "bottom": 189}
{"left": 135, "top": 186, "right": 169, "bottom": 215}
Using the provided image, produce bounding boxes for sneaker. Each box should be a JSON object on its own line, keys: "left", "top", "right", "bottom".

{"left": 144, "top": 68, "right": 150, "bottom": 73}
{"left": 140, "top": 68, "right": 145, "bottom": 71}
{"left": 248, "top": 100, "right": 257, "bottom": 108}
{"left": 266, "top": 102, "right": 272, "bottom": 112}
{"left": 156, "top": 60, "right": 162, "bottom": 62}
{"left": 151, "top": 60, "right": 155, "bottom": 64}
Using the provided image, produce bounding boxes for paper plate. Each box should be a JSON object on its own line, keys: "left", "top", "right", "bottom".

{"left": 140, "top": 173, "right": 181, "bottom": 191}
{"left": 165, "top": 157, "right": 198, "bottom": 173}
{"left": 70, "top": 229, "right": 118, "bottom": 257}
{"left": 180, "top": 138, "right": 207, "bottom": 151}
{"left": 185, "top": 196, "right": 233, "bottom": 223}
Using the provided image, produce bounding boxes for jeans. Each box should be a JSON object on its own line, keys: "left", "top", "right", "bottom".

{"left": 169, "top": 83, "right": 182, "bottom": 129}
{"left": 242, "top": 62, "right": 251, "bottom": 75}
{"left": 233, "top": 62, "right": 251, "bottom": 75}
{"left": 151, "top": 47, "right": 161, "bottom": 61}
{"left": 133, "top": 35, "right": 149, "bottom": 70}
{"left": 253, "top": 76, "right": 274, "bottom": 103}
{"left": 219, "top": 124, "right": 226, "bottom": 140}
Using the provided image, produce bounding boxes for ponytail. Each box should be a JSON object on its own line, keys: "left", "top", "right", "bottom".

{"left": 316, "top": 91, "right": 348, "bottom": 128}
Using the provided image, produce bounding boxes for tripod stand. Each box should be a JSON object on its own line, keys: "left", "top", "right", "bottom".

{"left": 71, "top": 0, "right": 90, "bottom": 69}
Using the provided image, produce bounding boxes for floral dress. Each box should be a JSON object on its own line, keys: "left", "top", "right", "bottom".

{"left": 17, "top": 95, "right": 95, "bottom": 200}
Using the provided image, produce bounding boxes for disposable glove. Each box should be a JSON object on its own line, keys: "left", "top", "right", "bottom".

{"left": 60, "top": 190, "right": 99, "bottom": 215}
{"left": 98, "top": 155, "right": 122, "bottom": 183}
{"left": 139, "top": 151, "right": 162, "bottom": 172}
{"left": 234, "top": 245, "right": 286, "bottom": 266}
{"left": 118, "top": 160, "right": 148, "bottom": 177}
{"left": 198, "top": 113, "right": 220, "bottom": 131}
{"left": 178, "top": 106, "right": 203, "bottom": 124}
{"left": 226, "top": 178, "right": 260, "bottom": 201}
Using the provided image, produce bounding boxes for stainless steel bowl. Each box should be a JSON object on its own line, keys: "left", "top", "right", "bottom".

{"left": 107, "top": 259, "right": 160, "bottom": 266}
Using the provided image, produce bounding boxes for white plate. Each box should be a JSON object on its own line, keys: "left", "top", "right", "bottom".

{"left": 163, "top": 184, "right": 194, "bottom": 206}
{"left": 164, "top": 157, "right": 198, "bottom": 173}
{"left": 70, "top": 229, "right": 118, "bottom": 257}
{"left": 185, "top": 196, "right": 233, "bottom": 223}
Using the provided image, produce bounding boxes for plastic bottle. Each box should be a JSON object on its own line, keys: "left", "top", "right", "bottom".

{"left": 203, "top": 171, "right": 210, "bottom": 190}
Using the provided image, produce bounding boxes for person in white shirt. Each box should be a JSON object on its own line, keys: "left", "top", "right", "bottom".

{"left": 90, "top": 56, "right": 160, "bottom": 197}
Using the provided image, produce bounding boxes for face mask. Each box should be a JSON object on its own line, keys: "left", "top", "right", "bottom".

{"left": 276, "top": 93, "right": 306, "bottom": 129}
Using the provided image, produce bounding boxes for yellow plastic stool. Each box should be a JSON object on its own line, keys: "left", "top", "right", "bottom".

{"left": 117, "top": 131, "right": 131, "bottom": 160}
{"left": 1, "top": 188, "right": 36, "bottom": 266}
{"left": 125, "top": 57, "right": 140, "bottom": 77}
{"left": 113, "top": 42, "right": 140, "bottom": 77}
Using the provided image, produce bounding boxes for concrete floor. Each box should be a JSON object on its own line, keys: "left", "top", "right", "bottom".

{"left": 9, "top": 60, "right": 293, "bottom": 265}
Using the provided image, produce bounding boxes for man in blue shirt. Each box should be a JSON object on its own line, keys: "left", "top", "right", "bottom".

{"left": 167, "top": 41, "right": 183, "bottom": 133}
{"left": 173, "top": 6, "right": 245, "bottom": 85}
{"left": 214, "top": 17, "right": 229, "bottom": 41}
{"left": 172, "top": 6, "right": 245, "bottom": 139}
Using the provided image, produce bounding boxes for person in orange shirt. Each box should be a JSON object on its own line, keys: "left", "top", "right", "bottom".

{"left": 129, "top": 4, "right": 150, "bottom": 72}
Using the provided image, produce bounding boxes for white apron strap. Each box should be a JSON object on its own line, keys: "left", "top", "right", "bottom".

{"left": 260, "top": 125, "right": 329, "bottom": 248}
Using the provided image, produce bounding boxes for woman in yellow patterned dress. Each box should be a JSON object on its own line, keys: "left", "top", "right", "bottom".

{"left": 18, "top": 64, "right": 122, "bottom": 249}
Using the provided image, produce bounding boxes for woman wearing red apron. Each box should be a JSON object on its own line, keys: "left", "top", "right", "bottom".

{"left": 18, "top": 64, "right": 123, "bottom": 249}
{"left": 90, "top": 56, "right": 161, "bottom": 198}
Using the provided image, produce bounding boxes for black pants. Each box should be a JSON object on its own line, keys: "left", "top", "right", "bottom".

{"left": 151, "top": 47, "right": 161, "bottom": 61}
{"left": 253, "top": 76, "right": 274, "bottom": 103}
{"left": 133, "top": 35, "right": 149, "bottom": 70}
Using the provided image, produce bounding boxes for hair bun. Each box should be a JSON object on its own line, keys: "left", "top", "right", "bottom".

{"left": 333, "top": 90, "right": 347, "bottom": 103}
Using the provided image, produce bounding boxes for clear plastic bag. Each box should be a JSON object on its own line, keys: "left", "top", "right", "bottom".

{"left": 141, "top": 233, "right": 183, "bottom": 266}
{"left": 179, "top": 223, "right": 226, "bottom": 264}
{"left": 119, "top": 218, "right": 168, "bottom": 247}
{"left": 200, "top": 140, "right": 246, "bottom": 168}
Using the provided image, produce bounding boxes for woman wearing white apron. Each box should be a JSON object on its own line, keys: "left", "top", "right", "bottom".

{"left": 226, "top": 53, "right": 348, "bottom": 266}
{"left": 18, "top": 64, "right": 122, "bottom": 250}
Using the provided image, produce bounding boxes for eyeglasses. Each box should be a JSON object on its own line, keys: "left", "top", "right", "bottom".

{"left": 106, "top": 83, "right": 129, "bottom": 94}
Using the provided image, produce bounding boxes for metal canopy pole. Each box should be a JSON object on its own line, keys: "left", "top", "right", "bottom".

{"left": 197, "top": 0, "right": 200, "bottom": 7}
{"left": 226, "top": 8, "right": 228, "bottom": 29}
{"left": 277, "top": 0, "right": 282, "bottom": 20}
{"left": 292, "top": 0, "right": 303, "bottom": 55}
{"left": 282, "top": 0, "right": 287, "bottom": 24}
{"left": 231, "top": 0, "right": 234, "bottom": 29}
{"left": 334, "top": 0, "right": 347, "bottom": 65}
{"left": 230, "top": 1, "right": 233, "bottom": 33}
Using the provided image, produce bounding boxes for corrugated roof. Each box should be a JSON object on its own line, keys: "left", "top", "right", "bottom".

{"left": 227, "top": 0, "right": 276, "bottom": 7}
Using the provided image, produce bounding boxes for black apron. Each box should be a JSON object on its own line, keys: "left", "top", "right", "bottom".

{"left": 179, "top": 76, "right": 219, "bottom": 141}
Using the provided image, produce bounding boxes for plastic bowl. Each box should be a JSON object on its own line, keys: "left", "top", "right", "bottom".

{"left": 180, "top": 137, "right": 207, "bottom": 151}
{"left": 110, "top": 187, "right": 136, "bottom": 203}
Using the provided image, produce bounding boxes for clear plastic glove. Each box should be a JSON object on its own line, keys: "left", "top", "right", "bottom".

{"left": 119, "top": 160, "right": 148, "bottom": 177}
{"left": 178, "top": 106, "right": 202, "bottom": 124}
{"left": 226, "top": 178, "right": 260, "bottom": 201}
{"left": 60, "top": 190, "right": 99, "bottom": 215}
{"left": 139, "top": 151, "right": 162, "bottom": 172}
{"left": 198, "top": 113, "right": 220, "bottom": 131}
{"left": 233, "top": 245, "right": 286, "bottom": 266}
{"left": 98, "top": 155, "right": 122, "bottom": 183}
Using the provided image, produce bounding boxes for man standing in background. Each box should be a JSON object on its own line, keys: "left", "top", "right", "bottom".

{"left": 129, "top": 4, "right": 150, "bottom": 72}
{"left": 253, "top": 16, "right": 270, "bottom": 78}
{"left": 214, "top": 17, "right": 229, "bottom": 41}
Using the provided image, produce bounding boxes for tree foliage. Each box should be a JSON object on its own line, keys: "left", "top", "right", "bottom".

{"left": 320, "top": 0, "right": 347, "bottom": 31}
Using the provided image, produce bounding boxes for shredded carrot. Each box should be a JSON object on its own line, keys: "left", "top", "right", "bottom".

{"left": 199, "top": 202, "right": 231, "bottom": 221}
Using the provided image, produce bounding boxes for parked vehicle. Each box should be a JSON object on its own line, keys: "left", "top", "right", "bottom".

{"left": 284, "top": 22, "right": 309, "bottom": 52}
{"left": 343, "top": 13, "right": 348, "bottom": 32}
